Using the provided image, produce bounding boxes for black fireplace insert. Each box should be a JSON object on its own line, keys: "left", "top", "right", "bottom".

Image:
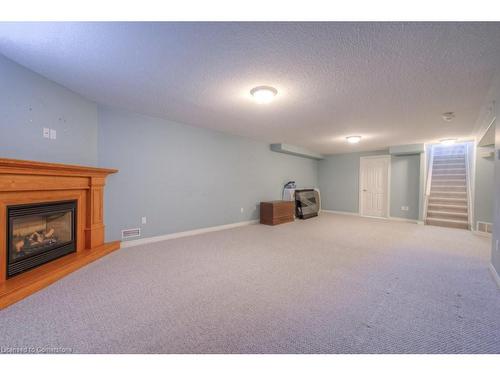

{"left": 6, "top": 200, "right": 77, "bottom": 278}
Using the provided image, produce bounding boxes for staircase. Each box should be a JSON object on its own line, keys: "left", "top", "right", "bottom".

{"left": 425, "top": 144, "right": 470, "bottom": 230}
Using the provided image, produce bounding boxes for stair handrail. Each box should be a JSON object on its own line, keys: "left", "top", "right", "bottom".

{"left": 464, "top": 144, "right": 473, "bottom": 230}
{"left": 423, "top": 145, "right": 434, "bottom": 220}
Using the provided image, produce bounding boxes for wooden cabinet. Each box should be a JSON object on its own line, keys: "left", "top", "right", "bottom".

{"left": 260, "top": 200, "right": 295, "bottom": 226}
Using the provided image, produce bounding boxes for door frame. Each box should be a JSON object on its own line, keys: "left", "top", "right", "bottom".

{"left": 359, "top": 155, "right": 391, "bottom": 218}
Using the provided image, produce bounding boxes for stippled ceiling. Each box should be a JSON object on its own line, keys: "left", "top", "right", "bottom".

{"left": 1, "top": 22, "right": 500, "bottom": 154}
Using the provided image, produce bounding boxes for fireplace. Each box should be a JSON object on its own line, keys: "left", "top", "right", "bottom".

{"left": 7, "top": 200, "right": 77, "bottom": 278}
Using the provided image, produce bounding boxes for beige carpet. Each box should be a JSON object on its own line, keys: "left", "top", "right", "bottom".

{"left": 1, "top": 213, "right": 499, "bottom": 353}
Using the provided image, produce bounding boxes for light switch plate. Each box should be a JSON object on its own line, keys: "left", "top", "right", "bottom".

{"left": 49, "top": 129, "right": 57, "bottom": 139}
{"left": 141, "top": 217, "right": 147, "bottom": 224}
{"left": 43, "top": 128, "right": 50, "bottom": 138}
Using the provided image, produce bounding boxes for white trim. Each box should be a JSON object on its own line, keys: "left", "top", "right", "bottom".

{"left": 418, "top": 150, "right": 427, "bottom": 221}
{"left": 357, "top": 155, "right": 391, "bottom": 160}
{"left": 477, "top": 116, "right": 496, "bottom": 145}
{"left": 489, "top": 263, "right": 500, "bottom": 290}
{"left": 472, "top": 230, "right": 492, "bottom": 238}
{"left": 423, "top": 144, "right": 434, "bottom": 220}
{"left": 464, "top": 142, "right": 474, "bottom": 229}
{"left": 121, "top": 219, "right": 259, "bottom": 248}
{"left": 359, "top": 155, "right": 391, "bottom": 219}
{"left": 321, "top": 209, "right": 359, "bottom": 216}
{"left": 322, "top": 210, "right": 419, "bottom": 224}
{"left": 388, "top": 216, "right": 419, "bottom": 224}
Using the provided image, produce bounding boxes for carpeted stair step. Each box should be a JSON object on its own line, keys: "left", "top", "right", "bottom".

{"left": 430, "top": 185, "right": 466, "bottom": 192}
{"left": 432, "top": 168, "right": 466, "bottom": 174}
{"left": 434, "top": 151, "right": 465, "bottom": 155}
{"left": 431, "top": 180, "right": 466, "bottom": 185}
{"left": 425, "top": 217, "right": 469, "bottom": 229}
{"left": 433, "top": 157, "right": 465, "bottom": 163}
{"left": 433, "top": 164, "right": 466, "bottom": 170}
{"left": 432, "top": 174, "right": 466, "bottom": 180}
{"left": 429, "top": 191, "right": 466, "bottom": 198}
{"left": 428, "top": 197, "right": 467, "bottom": 205}
{"left": 433, "top": 180, "right": 466, "bottom": 186}
{"left": 432, "top": 184, "right": 467, "bottom": 190}
{"left": 426, "top": 146, "right": 470, "bottom": 230}
{"left": 427, "top": 210, "right": 468, "bottom": 220}
{"left": 433, "top": 161, "right": 465, "bottom": 166}
{"left": 427, "top": 203, "right": 467, "bottom": 213}
{"left": 431, "top": 181, "right": 466, "bottom": 187}
{"left": 434, "top": 153, "right": 465, "bottom": 157}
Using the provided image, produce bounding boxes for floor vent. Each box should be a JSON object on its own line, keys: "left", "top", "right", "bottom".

{"left": 477, "top": 221, "right": 492, "bottom": 234}
{"left": 122, "top": 228, "right": 141, "bottom": 239}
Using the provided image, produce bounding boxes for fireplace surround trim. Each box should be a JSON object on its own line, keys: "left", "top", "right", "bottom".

{"left": 0, "top": 158, "right": 120, "bottom": 309}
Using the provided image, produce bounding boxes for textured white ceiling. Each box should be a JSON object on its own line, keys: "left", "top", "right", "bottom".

{"left": 1, "top": 22, "right": 500, "bottom": 154}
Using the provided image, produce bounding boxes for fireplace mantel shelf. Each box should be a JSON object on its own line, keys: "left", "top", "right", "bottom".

{"left": 0, "top": 157, "right": 120, "bottom": 309}
{"left": 0, "top": 158, "right": 118, "bottom": 176}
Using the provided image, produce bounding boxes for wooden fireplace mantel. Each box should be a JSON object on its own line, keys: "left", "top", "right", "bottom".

{"left": 0, "top": 158, "right": 120, "bottom": 309}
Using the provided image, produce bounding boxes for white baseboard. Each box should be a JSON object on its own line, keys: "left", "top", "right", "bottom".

{"left": 472, "top": 230, "right": 492, "bottom": 238}
{"left": 121, "top": 219, "right": 259, "bottom": 248}
{"left": 489, "top": 263, "right": 500, "bottom": 290}
{"left": 388, "top": 216, "right": 419, "bottom": 224}
{"left": 321, "top": 209, "right": 359, "bottom": 216}
{"left": 322, "top": 210, "right": 418, "bottom": 224}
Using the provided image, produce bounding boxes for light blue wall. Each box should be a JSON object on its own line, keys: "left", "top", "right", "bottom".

{"left": 318, "top": 151, "right": 420, "bottom": 220}
{"left": 318, "top": 151, "right": 385, "bottom": 213}
{"left": 0, "top": 54, "right": 318, "bottom": 243}
{"left": 390, "top": 154, "right": 420, "bottom": 220}
{"left": 98, "top": 106, "right": 319, "bottom": 242}
{"left": 0, "top": 55, "right": 98, "bottom": 165}
{"left": 474, "top": 148, "right": 494, "bottom": 228}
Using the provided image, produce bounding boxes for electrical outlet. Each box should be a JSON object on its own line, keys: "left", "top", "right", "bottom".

{"left": 43, "top": 128, "right": 50, "bottom": 138}
{"left": 141, "top": 217, "right": 147, "bottom": 224}
{"left": 401, "top": 206, "right": 409, "bottom": 211}
{"left": 240, "top": 207, "right": 244, "bottom": 213}
{"left": 50, "top": 129, "right": 57, "bottom": 139}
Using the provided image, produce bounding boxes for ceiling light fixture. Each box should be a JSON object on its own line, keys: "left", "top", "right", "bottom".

{"left": 346, "top": 136, "right": 362, "bottom": 144}
{"left": 440, "top": 138, "right": 457, "bottom": 146}
{"left": 250, "top": 86, "right": 278, "bottom": 104}
{"left": 442, "top": 112, "right": 455, "bottom": 122}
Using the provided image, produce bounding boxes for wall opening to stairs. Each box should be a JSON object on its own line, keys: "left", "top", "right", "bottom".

{"left": 424, "top": 142, "right": 472, "bottom": 230}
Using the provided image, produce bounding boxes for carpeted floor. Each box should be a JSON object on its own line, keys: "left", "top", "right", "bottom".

{"left": 1, "top": 213, "right": 499, "bottom": 354}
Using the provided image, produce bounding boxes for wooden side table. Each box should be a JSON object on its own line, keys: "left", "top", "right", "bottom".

{"left": 260, "top": 200, "right": 295, "bottom": 226}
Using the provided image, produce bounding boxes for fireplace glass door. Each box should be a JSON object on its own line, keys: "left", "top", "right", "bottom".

{"left": 7, "top": 200, "right": 77, "bottom": 277}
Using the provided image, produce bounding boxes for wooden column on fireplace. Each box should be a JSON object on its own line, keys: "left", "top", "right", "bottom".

{"left": 0, "top": 158, "right": 120, "bottom": 309}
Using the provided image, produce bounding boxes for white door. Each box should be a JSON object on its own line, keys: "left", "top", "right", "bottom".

{"left": 359, "top": 156, "right": 390, "bottom": 218}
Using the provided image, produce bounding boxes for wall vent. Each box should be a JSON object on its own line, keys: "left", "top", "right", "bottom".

{"left": 476, "top": 221, "right": 492, "bottom": 234}
{"left": 122, "top": 228, "right": 141, "bottom": 239}
{"left": 478, "top": 147, "right": 494, "bottom": 159}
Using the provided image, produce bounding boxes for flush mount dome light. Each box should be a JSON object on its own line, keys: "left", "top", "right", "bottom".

{"left": 442, "top": 112, "right": 455, "bottom": 122}
{"left": 440, "top": 138, "right": 457, "bottom": 145}
{"left": 250, "top": 86, "right": 278, "bottom": 104}
{"left": 346, "top": 136, "right": 362, "bottom": 144}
